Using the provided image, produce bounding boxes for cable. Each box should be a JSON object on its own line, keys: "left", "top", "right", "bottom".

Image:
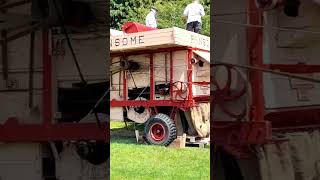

{"left": 82, "top": 88, "right": 110, "bottom": 129}
{"left": 211, "top": 7, "right": 277, "bottom": 17}
{"left": 213, "top": 61, "right": 320, "bottom": 83}
{"left": 212, "top": 10, "right": 264, "bottom": 16}
{"left": 52, "top": 0, "right": 87, "bottom": 85}
{"left": 128, "top": 69, "right": 138, "bottom": 89}
{"left": 86, "top": 88, "right": 110, "bottom": 116}
{"left": 135, "top": 85, "right": 149, "bottom": 100}
{"left": 215, "top": 20, "right": 320, "bottom": 35}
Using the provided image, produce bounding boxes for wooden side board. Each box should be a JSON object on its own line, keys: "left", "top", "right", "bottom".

{"left": 110, "top": 27, "right": 210, "bottom": 53}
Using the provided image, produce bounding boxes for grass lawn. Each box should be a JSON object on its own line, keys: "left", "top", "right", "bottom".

{"left": 110, "top": 121, "right": 210, "bottom": 180}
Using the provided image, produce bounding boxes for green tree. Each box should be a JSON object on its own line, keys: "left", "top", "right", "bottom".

{"left": 110, "top": 0, "right": 210, "bottom": 36}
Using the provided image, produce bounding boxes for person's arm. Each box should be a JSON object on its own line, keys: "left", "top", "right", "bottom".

{"left": 200, "top": 5, "right": 205, "bottom": 17}
{"left": 183, "top": 5, "right": 189, "bottom": 17}
{"left": 146, "top": 14, "right": 150, "bottom": 26}
{"left": 152, "top": 15, "right": 157, "bottom": 28}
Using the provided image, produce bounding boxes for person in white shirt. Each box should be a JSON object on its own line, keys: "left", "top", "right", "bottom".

{"left": 145, "top": 6, "right": 158, "bottom": 28}
{"left": 183, "top": 0, "right": 205, "bottom": 33}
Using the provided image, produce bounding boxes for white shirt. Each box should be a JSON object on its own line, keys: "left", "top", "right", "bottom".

{"left": 183, "top": 2, "right": 205, "bottom": 23}
{"left": 145, "top": 10, "right": 157, "bottom": 28}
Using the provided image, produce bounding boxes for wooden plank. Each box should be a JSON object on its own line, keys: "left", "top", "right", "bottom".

{"left": 110, "top": 28, "right": 175, "bottom": 51}
{"left": 169, "top": 134, "right": 186, "bottom": 148}
{"left": 185, "top": 136, "right": 210, "bottom": 148}
{"left": 187, "top": 136, "right": 196, "bottom": 143}
{"left": 110, "top": 27, "right": 210, "bottom": 53}
{"left": 173, "top": 28, "right": 210, "bottom": 51}
{"left": 0, "top": 13, "right": 32, "bottom": 31}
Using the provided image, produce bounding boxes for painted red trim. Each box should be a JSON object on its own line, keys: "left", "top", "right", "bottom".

{"left": 170, "top": 51, "right": 173, "bottom": 99}
{"left": 268, "top": 64, "right": 320, "bottom": 74}
{"left": 111, "top": 47, "right": 189, "bottom": 57}
{"left": 187, "top": 49, "right": 193, "bottom": 103}
{"left": 194, "top": 96, "right": 210, "bottom": 102}
{"left": 193, "top": 81, "right": 210, "bottom": 85}
{"left": 110, "top": 100, "right": 191, "bottom": 107}
{"left": 190, "top": 47, "right": 210, "bottom": 53}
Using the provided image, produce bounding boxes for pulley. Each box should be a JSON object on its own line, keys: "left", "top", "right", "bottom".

{"left": 211, "top": 64, "right": 250, "bottom": 121}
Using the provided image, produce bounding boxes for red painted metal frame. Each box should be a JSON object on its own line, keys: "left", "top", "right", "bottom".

{"left": 170, "top": 51, "right": 174, "bottom": 99}
{"left": 267, "top": 64, "right": 320, "bottom": 74}
{"left": 110, "top": 47, "right": 186, "bottom": 58}
{"left": 187, "top": 48, "right": 194, "bottom": 104}
{"left": 0, "top": 29, "right": 109, "bottom": 142}
{"left": 247, "top": 0, "right": 265, "bottom": 122}
{"left": 212, "top": 0, "right": 269, "bottom": 156}
{"left": 110, "top": 46, "right": 209, "bottom": 111}
{"left": 110, "top": 46, "right": 209, "bottom": 58}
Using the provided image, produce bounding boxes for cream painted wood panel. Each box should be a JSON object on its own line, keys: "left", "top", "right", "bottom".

{"left": 263, "top": 0, "right": 320, "bottom": 108}
{"left": 0, "top": 143, "right": 42, "bottom": 180}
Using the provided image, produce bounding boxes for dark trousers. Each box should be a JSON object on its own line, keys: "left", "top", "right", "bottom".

{"left": 186, "top": 21, "right": 201, "bottom": 33}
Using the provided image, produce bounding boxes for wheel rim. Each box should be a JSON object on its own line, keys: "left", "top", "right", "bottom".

{"left": 150, "top": 123, "right": 166, "bottom": 141}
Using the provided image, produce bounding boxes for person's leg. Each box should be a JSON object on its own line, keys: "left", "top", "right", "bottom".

{"left": 192, "top": 21, "right": 197, "bottom": 32}
{"left": 186, "top": 22, "right": 193, "bottom": 31}
{"left": 194, "top": 21, "right": 201, "bottom": 33}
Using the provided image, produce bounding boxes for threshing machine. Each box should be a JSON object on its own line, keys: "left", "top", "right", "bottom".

{"left": 110, "top": 22, "right": 210, "bottom": 146}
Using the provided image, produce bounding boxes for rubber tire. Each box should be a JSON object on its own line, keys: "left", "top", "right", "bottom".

{"left": 144, "top": 113, "right": 177, "bottom": 146}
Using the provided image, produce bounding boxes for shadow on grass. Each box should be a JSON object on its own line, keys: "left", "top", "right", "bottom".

{"left": 111, "top": 121, "right": 144, "bottom": 145}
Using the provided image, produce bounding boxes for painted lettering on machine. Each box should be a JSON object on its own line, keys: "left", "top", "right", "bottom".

{"left": 190, "top": 34, "right": 210, "bottom": 49}
{"left": 110, "top": 35, "right": 144, "bottom": 47}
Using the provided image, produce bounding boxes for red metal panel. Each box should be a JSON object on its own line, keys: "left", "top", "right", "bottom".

{"left": 190, "top": 47, "right": 210, "bottom": 53}
{"left": 193, "top": 81, "right": 210, "bottom": 85}
{"left": 187, "top": 49, "right": 193, "bottom": 103}
{"left": 110, "top": 100, "right": 190, "bottom": 107}
{"left": 122, "top": 22, "right": 157, "bottom": 33}
{"left": 110, "top": 47, "right": 189, "bottom": 57}
{"left": 194, "top": 96, "right": 210, "bottom": 102}
{"left": 268, "top": 64, "right": 320, "bottom": 74}
{"left": 170, "top": 51, "right": 173, "bottom": 99}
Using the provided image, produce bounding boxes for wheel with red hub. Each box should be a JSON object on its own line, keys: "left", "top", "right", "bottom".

{"left": 144, "top": 113, "right": 177, "bottom": 146}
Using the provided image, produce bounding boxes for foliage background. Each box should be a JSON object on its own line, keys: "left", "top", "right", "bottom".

{"left": 110, "top": 0, "right": 210, "bottom": 36}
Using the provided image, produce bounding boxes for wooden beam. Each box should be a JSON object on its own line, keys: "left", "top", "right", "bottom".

{"left": 0, "top": 0, "right": 31, "bottom": 11}
{"left": 29, "top": 31, "right": 35, "bottom": 108}
{"left": 1, "top": 30, "right": 8, "bottom": 80}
